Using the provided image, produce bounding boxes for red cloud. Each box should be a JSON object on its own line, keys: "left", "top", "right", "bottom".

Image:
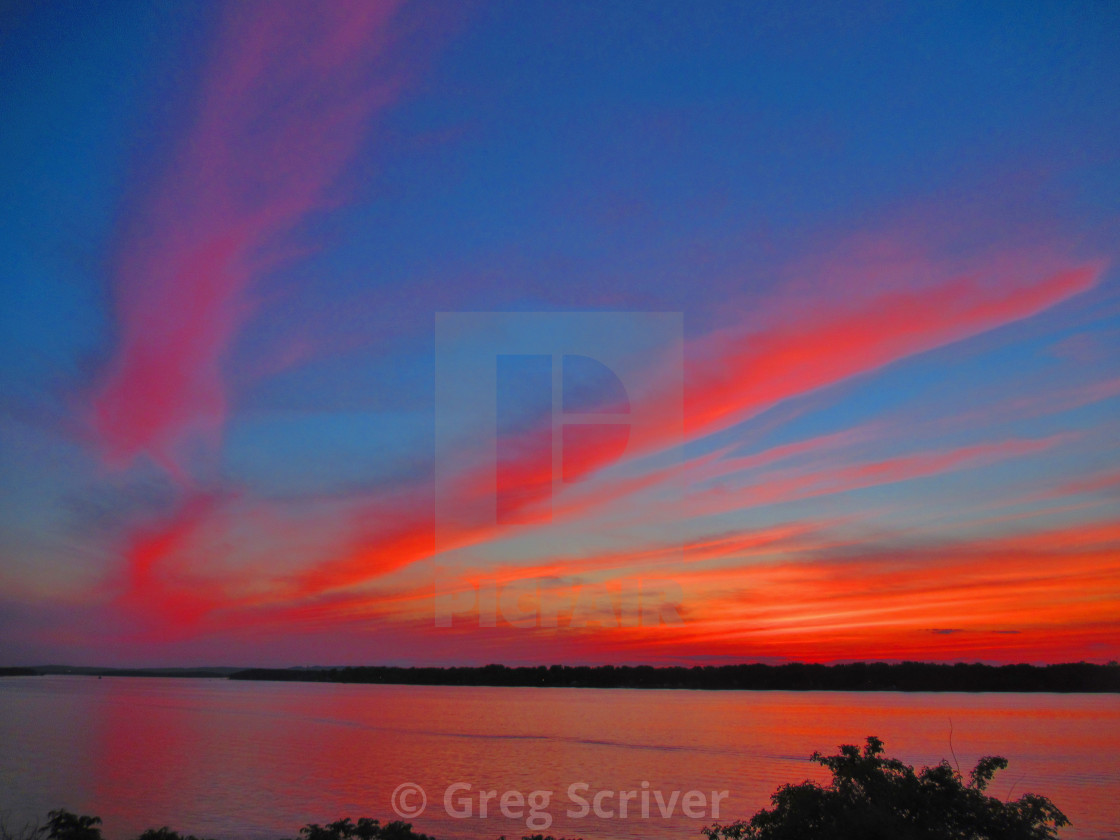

{"left": 684, "top": 264, "right": 1102, "bottom": 437}
{"left": 90, "top": 1, "right": 406, "bottom": 479}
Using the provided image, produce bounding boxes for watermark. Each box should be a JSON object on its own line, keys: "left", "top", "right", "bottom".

{"left": 390, "top": 781, "right": 729, "bottom": 831}
{"left": 433, "top": 312, "right": 685, "bottom": 628}
{"left": 390, "top": 782, "right": 427, "bottom": 819}
{"left": 433, "top": 570, "right": 684, "bottom": 628}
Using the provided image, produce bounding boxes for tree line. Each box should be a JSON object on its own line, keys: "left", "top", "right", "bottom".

{"left": 228, "top": 661, "right": 1120, "bottom": 692}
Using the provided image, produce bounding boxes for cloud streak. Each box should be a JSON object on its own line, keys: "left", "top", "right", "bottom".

{"left": 684, "top": 263, "right": 1102, "bottom": 437}
{"left": 72, "top": 6, "right": 1110, "bottom": 656}
{"left": 90, "top": 0, "right": 406, "bottom": 479}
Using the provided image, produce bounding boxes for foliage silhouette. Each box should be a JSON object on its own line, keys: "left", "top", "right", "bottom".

{"left": 0, "top": 814, "right": 434, "bottom": 840}
{"left": 0, "top": 812, "right": 105, "bottom": 840}
{"left": 43, "top": 812, "right": 103, "bottom": 840}
{"left": 134, "top": 828, "right": 213, "bottom": 840}
{"left": 702, "top": 736, "right": 1069, "bottom": 840}
{"left": 289, "top": 817, "right": 432, "bottom": 840}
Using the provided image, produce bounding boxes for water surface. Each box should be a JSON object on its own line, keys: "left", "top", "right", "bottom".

{"left": 1, "top": 677, "right": 1116, "bottom": 839}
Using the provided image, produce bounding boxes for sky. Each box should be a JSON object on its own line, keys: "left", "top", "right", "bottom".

{"left": 1, "top": 0, "right": 1118, "bottom": 667}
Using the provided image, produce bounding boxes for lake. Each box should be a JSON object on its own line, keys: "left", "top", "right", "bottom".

{"left": 1, "top": 677, "right": 1117, "bottom": 839}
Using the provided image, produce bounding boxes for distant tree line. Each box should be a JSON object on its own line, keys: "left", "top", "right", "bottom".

{"left": 7, "top": 666, "right": 240, "bottom": 679}
{"left": 228, "top": 661, "right": 1120, "bottom": 692}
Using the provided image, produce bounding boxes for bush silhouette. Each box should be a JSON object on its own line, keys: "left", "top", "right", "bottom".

{"left": 134, "top": 828, "right": 213, "bottom": 840}
{"left": 703, "top": 736, "right": 1069, "bottom": 840}
{"left": 290, "top": 817, "right": 432, "bottom": 840}
{"left": 0, "top": 812, "right": 104, "bottom": 840}
{"left": 42, "top": 812, "right": 103, "bottom": 840}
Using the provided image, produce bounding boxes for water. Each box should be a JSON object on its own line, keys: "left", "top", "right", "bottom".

{"left": 1, "top": 676, "right": 1117, "bottom": 839}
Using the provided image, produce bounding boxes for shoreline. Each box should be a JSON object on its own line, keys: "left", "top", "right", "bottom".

{"left": 6, "top": 662, "right": 1117, "bottom": 692}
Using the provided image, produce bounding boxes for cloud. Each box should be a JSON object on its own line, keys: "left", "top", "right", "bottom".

{"left": 107, "top": 251, "right": 1103, "bottom": 643}
{"left": 89, "top": 1, "right": 408, "bottom": 480}
{"left": 78, "top": 36, "right": 1108, "bottom": 656}
{"left": 683, "top": 262, "right": 1102, "bottom": 438}
{"left": 684, "top": 434, "right": 1069, "bottom": 516}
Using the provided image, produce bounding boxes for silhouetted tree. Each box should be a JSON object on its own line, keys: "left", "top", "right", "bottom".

{"left": 43, "top": 812, "right": 102, "bottom": 840}
{"left": 703, "top": 737, "right": 1069, "bottom": 840}
{"left": 134, "top": 827, "right": 213, "bottom": 840}
{"left": 292, "top": 817, "right": 432, "bottom": 840}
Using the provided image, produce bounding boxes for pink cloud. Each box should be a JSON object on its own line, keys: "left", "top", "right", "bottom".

{"left": 90, "top": 0, "right": 407, "bottom": 479}
{"left": 685, "top": 434, "right": 1069, "bottom": 515}
{"left": 151, "top": 256, "right": 1101, "bottom": 629}
{"left": 684, "top": 263, "right": 1103, "bottom": 438}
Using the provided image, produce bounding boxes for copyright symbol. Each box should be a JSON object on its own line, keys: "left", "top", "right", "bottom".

{"left": 391, "top": 782, "right": 426, "bottom": 818}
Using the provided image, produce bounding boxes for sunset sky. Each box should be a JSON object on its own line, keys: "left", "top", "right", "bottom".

{"left": 1, "top": 1, "right": 1118, "bottom": 667}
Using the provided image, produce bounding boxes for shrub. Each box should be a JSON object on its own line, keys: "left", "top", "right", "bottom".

{"left": 291, "top": 817, "right": 432, "bottom": 840}
{"left": 703, "top": 736, "right": 1069, "bottom": 840}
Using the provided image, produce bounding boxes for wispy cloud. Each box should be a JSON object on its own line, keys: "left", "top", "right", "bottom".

{"left": 684, "top": 262, "right": 1102, "bottom": 437}
{"left": 89, "top": 1, "right": 407, "bottom": 480}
